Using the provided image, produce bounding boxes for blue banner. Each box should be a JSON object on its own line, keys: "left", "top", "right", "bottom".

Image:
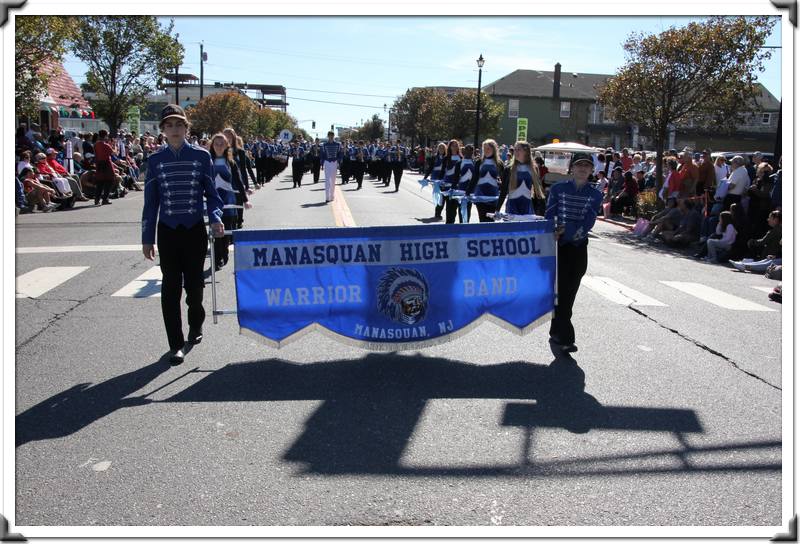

{"left": 232, "top": 221, "right": 556, "bottom": 350}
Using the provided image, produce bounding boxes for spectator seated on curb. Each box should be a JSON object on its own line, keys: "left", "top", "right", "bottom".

{"left": 693, "top": 211, "right": 736, "bottom": 262}
{"left": 729, "top": 255, "right": 781, "bottom": 276}
{"left": 639, "top": 197, "right": 680, "bottom": 239}
{"left": 19, "top": 167, "right": 58, "bottom": 212}
{"left": 746, "top": 210, "right": 782, "bottom": 260}
{"left": 610, "top": 171, "right": 639, "bottom": 216}
{"left": 32, "top": 152, "right": 72, "bottom": 197}
{"left": 45, "top": 148, "right": 90, "bottom": 201}
{"left": 660, "top": 199, "right": 702, "bottom": 247}
{"left": 17, "top": 150, "right": 33, "bottom": 176}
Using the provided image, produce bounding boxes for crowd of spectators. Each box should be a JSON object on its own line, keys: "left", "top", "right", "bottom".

{"left": 14, "top": 123, "right": 159, "bottom": 213}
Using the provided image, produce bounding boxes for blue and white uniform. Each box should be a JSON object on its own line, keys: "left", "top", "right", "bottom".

{"left": 545, "top": 179, "right": 603, "bottom": 246}
{"left": 501, "top": 164, "right": 535, "bottom": 216}
{"left": 142, "top": 141, "right": 223, "bottom": 245}
{"left": 321, "top": 140, "right": 342, "bottom": 202}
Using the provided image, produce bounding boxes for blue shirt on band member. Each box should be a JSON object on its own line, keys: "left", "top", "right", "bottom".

{"left": 141, "top": 140, "right": 224, "bottom": 244}
{"left": 321, "top": 141, "right": 342, "bottom": 162}
{"left": 545, "top": 179, "right": 604, "bottom": 246}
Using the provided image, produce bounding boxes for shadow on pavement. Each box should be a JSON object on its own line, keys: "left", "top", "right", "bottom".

{"left": 15, "top": 354, "right": 174, "bottom": 447}
{"left": 16, "top": 351, "right": 780, "bottom": 479}
{"left": 154, "top": 351, "right": 778, "bottom": 477}
{"left": 300, "top": 202, "right": 328, "bottom": 208}
{"left": 414, "top": 217, "right": 444, "bottom": 224}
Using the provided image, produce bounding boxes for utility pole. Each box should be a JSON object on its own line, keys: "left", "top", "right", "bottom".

{"left": 200, "top": 42, "right": 205, "bottom": 100}
{"left": 174, "top": 64, "right": 179, "bottom": 104}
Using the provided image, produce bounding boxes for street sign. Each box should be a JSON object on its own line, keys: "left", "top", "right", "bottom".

{"left": 127, "top": 106, "right": 140, "bottom": 133}
{"left": 279, "top": 129, "right": 294, "bottom": 143}
{"left": 516, "top": 118, "right": 528, "bottom": 142}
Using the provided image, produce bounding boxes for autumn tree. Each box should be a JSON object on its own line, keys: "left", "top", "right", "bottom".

{"left": 187, "top": 92, "right": 257, "bottom": 137}
{"left": 393, "top": 88, "right": 436, "bottom": 144}
{"left": 72, "top": 16, "right": 183, "bottom": 134}
{"left": 15, "top": 16, "right": 77, "bottom": 120}
{"left": 446, "top": 90, "right": 504, "bottom": 144}
{"left": 417, "top": 89, "right": 451, "bottom": 142}
{"left": 597, "top": 16, "right": 776, "bottom": 189}
{"left": 352, "top": 114, "right": 385, "bottom": 141}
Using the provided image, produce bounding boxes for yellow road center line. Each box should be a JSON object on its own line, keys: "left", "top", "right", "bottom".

{"left": 331, "top": 186, "right": 357, "bottom": 227}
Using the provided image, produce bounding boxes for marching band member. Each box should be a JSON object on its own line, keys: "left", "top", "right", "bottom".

{"left": 141, "top": 105, "right": 224, "bottom": 364}
{"left": 451, "top": 144, "right": 476, "bottom": 223}
{"left": 352, "top": 140, "right": 368, "bottom": 190}
{"left": 497, "top": 141, "right": 544, "bottom": 216}
{"left": 309, "top": 138, "right": 321, "bottom": 183}
{"left": 468, "top": 139, "right": 503, "bottom": 222}
{"left": 223, "top": 128, "right": 253, "bottom": 229}
{"left": 389, "top": 140, "right": 407, "bottom": 192}
{"left": 439, "top": 139, "right": 462, "bottom": 220}
{"left": 424, "top": 142, "right": 447, "bottom": 219}
{"left": 321, "top": 131, "right": 342, "bottom": 203}
{"left": 341, "top": 139, "right": 352, "bottom": 184}
{"left": 254, "top": 135, "right": 266, "bottom": 186}
{"left": 545, "top": 152, "right": 603, "bottom": 353}
{"left": 209, "top": 133, "right": 249, "bottom": 271}
{"left": 290, "top": 140, "right": 307, "bottom": 188}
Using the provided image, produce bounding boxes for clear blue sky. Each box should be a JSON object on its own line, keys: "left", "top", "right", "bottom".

{"left": 63, "top": 16, "right": 782, "bottom": 138}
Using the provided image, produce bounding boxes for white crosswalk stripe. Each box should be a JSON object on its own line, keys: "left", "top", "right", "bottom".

{"left": 16, "top": 267, "right": 90, "bottom": 298}
{"left": 111, "top": 267, "right": 162, "bottom": 298}
{"left": 581, "top": 276, "right": 667, "bottom": 306}
{"left": 751, "top": 286, "right": 776, "bottom": 294}
{"left": 661, "top": 281, "right": 776, "bottom": 312}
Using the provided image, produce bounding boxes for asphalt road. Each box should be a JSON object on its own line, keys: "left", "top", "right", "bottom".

{"left": 13, "top": 162, "right": 784, "bottom": 532}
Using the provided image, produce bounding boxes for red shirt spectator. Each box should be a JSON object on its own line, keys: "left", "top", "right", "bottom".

{"left": 94, "top": 140, "right": 114, "bottom": 163}
{"left": 45, "top": 154, "right": 69, "bottom": 176}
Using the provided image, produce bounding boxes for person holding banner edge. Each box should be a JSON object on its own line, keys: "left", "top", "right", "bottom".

{"left": 142, "top": 104, "right": 225, "bottom": 365}
{"left": 545, "top": 152, "right": 603, "bottom": 354}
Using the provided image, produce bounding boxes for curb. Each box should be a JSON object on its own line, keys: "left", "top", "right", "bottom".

{"left": 597, "top": 217, "right": 634, "bottom": 231}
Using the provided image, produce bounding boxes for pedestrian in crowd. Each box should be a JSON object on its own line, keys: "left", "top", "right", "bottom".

{"left": 141, "top": 104, "right": 225, "bottom": 365}
{"left": 321, "top": 131, "right": 342, "bottom": 203}
{"left": 677, "top": 150, "right": 699, "bottom": 198}
{"left": 697, "top": 149, "right": 716, "bottom": 197}
{"left": 209, "top": 133, "right": 250, "bottom": 271}
{"left": 722, "top": 155, "right": 750, "bottom": 211}
{"left": 468, "top": 139, "right": 503, "bottom": 223}
{"left": 545, "top": 152, "right": 603, "bottom": 354}
{"left": 254, "top": 135, "right": 266, "bottom": 185}
{"left": 44, "top": 147, "right": 90, "bottom": 201}
{"left": 93, "top": 130, "right": 116, "bottom": 206}
{"left": 713, "top": 155, "right": 730, "bottom": 186}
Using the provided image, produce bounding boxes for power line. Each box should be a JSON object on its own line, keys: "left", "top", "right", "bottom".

{"left": 285, "top": 96, "right": 385, "bottom": 109}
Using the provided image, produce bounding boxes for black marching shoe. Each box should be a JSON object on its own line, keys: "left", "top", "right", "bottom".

{"left": 169, "top": 348, "right": 185, "bottom": 365}
{"left": 550, "top": 336, "right": 578, "bottom": 354}
{"left": 188, "top": 328, "right": 203, "bottom": 345}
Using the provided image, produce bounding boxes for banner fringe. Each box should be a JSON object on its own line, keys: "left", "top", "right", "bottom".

{"left": 239, "top": 311, "right": 554, "bottom": 352}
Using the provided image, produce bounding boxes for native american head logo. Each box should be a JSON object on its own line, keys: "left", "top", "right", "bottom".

{"left": 377, "top": 268, "right": 429, "bottom": 325}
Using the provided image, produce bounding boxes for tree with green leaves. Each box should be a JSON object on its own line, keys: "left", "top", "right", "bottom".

{"left": 15, "top": 16, "right": 77, "bottom": 121}
{"left": 71, "top": 16, "right": 184, "bottom": 134}
{"left": 393, "top": 88, "right": 436, "bottom": 144}
{"left": 352, "top": 114, "right": 385, "bottom": 141}
{"left": 446, "top": 90, "right": 504, "bottom": 144}
{"left": 597, "top": 16, "right": 776, "bottom": 189}
{"left": 187, "top": 92, "right": 257, "bottom": 137}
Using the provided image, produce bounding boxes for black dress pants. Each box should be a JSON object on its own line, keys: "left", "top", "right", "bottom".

{"left": 311, "top": 158, "right": 321, "bottom": 182}
{"left": 392, "top": 166, "right": 403, "bottom": 191}
{"left": 157, "top": 222, "right": 208, "bottom": 351}
{"left": 292, "top": 160, "right": 304, "bottom": 187}
{"left": 475, "top": 202, "right": 495, "bottom": 222}
{"left": 549, "top": 241, "right": 588, "bottom": 346}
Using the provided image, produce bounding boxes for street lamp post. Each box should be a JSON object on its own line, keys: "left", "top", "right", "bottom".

{"left": 474, "top": 54, "right": 484, "bottom": 148}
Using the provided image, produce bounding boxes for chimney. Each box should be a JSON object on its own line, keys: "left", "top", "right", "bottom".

{"left": 553, "top": 62, "right": 561, "bottom": 100}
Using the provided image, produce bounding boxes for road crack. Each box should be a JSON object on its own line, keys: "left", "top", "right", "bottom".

{"left": 626, "top": 304, "right": 781, "bottom": 391}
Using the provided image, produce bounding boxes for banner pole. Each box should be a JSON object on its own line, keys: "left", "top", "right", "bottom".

{"left": 209, "top": 229, "right": 218, "bottom": 325}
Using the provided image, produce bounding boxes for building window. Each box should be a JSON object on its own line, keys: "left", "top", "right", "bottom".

{"left": 762, "top": 113, "right": 771, "bottom": 125}
{"left": 560, "top": 101, "right": 571, "bottom": 119}
{"left": 508, "top": 99, "right": 519, "bottom": 119}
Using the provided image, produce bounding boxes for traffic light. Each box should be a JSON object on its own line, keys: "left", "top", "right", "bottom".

{"left": 312, "top": 121, "right": 316, "bottom": 129}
